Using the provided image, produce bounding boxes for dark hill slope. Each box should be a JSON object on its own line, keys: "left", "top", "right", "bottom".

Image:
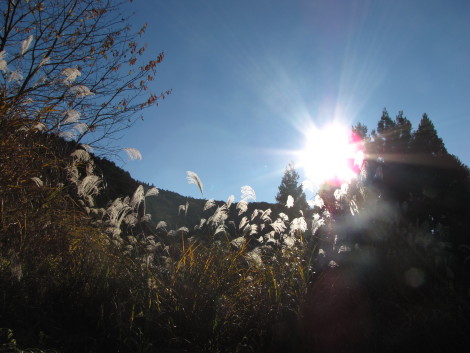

{"left": 93, "top": 156, "right": 280, "bottom": 232}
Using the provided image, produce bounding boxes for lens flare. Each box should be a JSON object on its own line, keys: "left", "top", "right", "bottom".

{"left": 300, "top": 122, "right": 363, "bottom": 186}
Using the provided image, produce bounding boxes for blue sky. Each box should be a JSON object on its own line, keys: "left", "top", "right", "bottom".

{"left": 119, "top": 0, "right": 470, "bottom": 203}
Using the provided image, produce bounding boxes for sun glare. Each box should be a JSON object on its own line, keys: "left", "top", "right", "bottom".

{"left": 300, "top": 123, "right": 363, "bottom": 186}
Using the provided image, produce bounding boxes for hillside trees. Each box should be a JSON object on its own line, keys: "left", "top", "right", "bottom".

{"left": 354, "top": 111, "right": 470, "bottom": 292}
{"left": 0, "top": 0, "right": 170, "bottom": 151}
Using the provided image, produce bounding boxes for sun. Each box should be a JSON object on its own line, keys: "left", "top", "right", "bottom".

{"left": 300, "top": 122, "right": 364, "bottom": 186}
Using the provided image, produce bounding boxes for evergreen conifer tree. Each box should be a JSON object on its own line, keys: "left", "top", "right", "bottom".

{"left": 276, "top": 162, "right": 308, "bottom": 218}
{"left": 412, "top": 113, "right": 447, "bottom": 155}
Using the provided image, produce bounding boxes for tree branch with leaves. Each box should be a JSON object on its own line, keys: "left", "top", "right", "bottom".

{"left": 0, "top": 0, "right": 170, "bottom": 152}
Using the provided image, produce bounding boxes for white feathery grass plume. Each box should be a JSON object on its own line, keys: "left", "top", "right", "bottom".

{"left": 236, "top": 200, "right": 248, "bottom": 216}
{"left": 283, "top": 234, "right": 295, "bottom": 248}
{"left": 145, "top": 236, "right": 156, "bottom": 245}
{"left": 31, "top": 177, "right": 43, "bottom": 187}
{"left": 242, "top": 223, "right": 251, "bottom": 236}
{"left": 239, "top": 216, "right": 248, "bottom": 231}
{"left": 61, "top": 67, "right": 81, "bottom": 84}
{"left": 124, "top": 147, "right": 142, "bottom": 160}
{"left": 334, "top": 189, "right": 342, "bottom": 201}
{"left": 203, "top": 199, "right": 215, "bottom": 211}
{"left": 67, "top": 164, "right": 80, "bottom": 185}
{"left": 265, "top": 231, "right": 275, "bottom": 240}
{"left": 244, "top": 224, "right": 258, "bottom": 236}
{"left": 145, "top": 187, "right": 159, "bottom": 197}
{"left": 8, "top": 70, "right": 23, "bottom": 83}
{"left": 167, "top": 230, "right": 177, "bottom": 237}
{"left": 185, "top": 201, "right": 189, "bottom": 216}
{"left": 349, "top": 199, "right": 359, "bottom": 216}
{"left": 0, "top": 50, "right": 7, "bottom": 72}
{"left": 64, "top": 110, "right": 81, "bottom": 124}
{"left": 250, "top": 209, "right": 259, "bottom": 221}
{"left": 260, "top": 208, "right": 272, "bottom": 223}
{"left": 124, "top": 213, "right": 138, "bottom": 226}
{"left": 106, "top": 198, "right": 132, "bottom": 229}
{"left": 178, "top": 204, "right": 186, "bottom": 216}
{"left": 195, "top": 218, "right": 206, "bottom": 230}
{"left": 39, "top": 56, "right": 50, "bottom": 67}
{"left": 141, "top": 214, "right": 151, "bottom": 222}
{"left": 186, "top": 171, "right": 203, "bottom": 195}
{"left": 244, "top": 248, "right": 262, "bottom": 267}
{"left": 214, "top": 224, "right": 227, "bottom": 235}
{"left": 59, "top": 130, "right": 75, "bottom": 140}
{"left": 240, "top": 185, "right": 256, "bottom": 202}
{"left": 69, "top": 85, "right": 93, "bottom": 97}
{"left": 290, "top": 217, "right": 307, "bottom": 235}
{"left": 77, "top": 175, "right": 101, "bottom": 200}
{"left": 208, "top": 205, "right": 228, "bottom": 225}
{"left": 81, "top": 144, "right": 93, "bottom": 153}
{"left": 360, "top": 166, "right": 367, "bottom": 181}
{"left": 226, "top": 195, "right": 235, "bottom": 208}
{"left": 73, "top": 122, "right": 88, "bottom": 134}
{"left": 130, "top": 185, "right": 144, "bottom": 210}
{"left": 106, "top": 226, "right": 121, "bottom": 238}
{"left": 329, "top": 260, "right": 339, "bottom": 268}
{"left": 32, "top": 122, "right": 45, "bottom": 131}
{"left": 231, "top": 236, "right": 245, "bottom": 249}
{"left": 278, "top": 213, "right": 289, "bottom": 222}
{"left": 21, "top": 35, "right": 33, "bottom": 55}
{"left": 156, "top": 221, "right": 167, "bottom": 230}
{"left": 286, "top": 195, "right": 294, "bottom": 208}
{"left": 85, "top": 160, "right": 94, "bottom": 176}
{"left": 271, "top": 219, "right": 287, "bottom": 234}
{"left": 177, "top": 227, "right": 189, "bottom": 233}
{"left": 313, "top": 194, "right": 324, "bottom": 208}
{"left": 71, "top": 149, "right": 90, "bottom": 162}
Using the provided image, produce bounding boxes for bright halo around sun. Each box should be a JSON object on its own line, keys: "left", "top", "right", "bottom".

{"left": 300, "top": 122, "right": 364, "bottom": 186}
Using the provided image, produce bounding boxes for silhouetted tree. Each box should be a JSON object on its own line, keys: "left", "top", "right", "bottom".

{"left": 352, "top": 122, "right": 368, "bottom": 140}
{"left": 411, "top": 114, "right": 446, "bottom": 155}
{"left": 276, "top": 162, "right": 308, "bottom": 219}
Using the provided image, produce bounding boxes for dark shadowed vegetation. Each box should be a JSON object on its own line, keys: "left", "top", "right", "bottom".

{"left": 1, "top": 104, "right": 470, "bottom": 353}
